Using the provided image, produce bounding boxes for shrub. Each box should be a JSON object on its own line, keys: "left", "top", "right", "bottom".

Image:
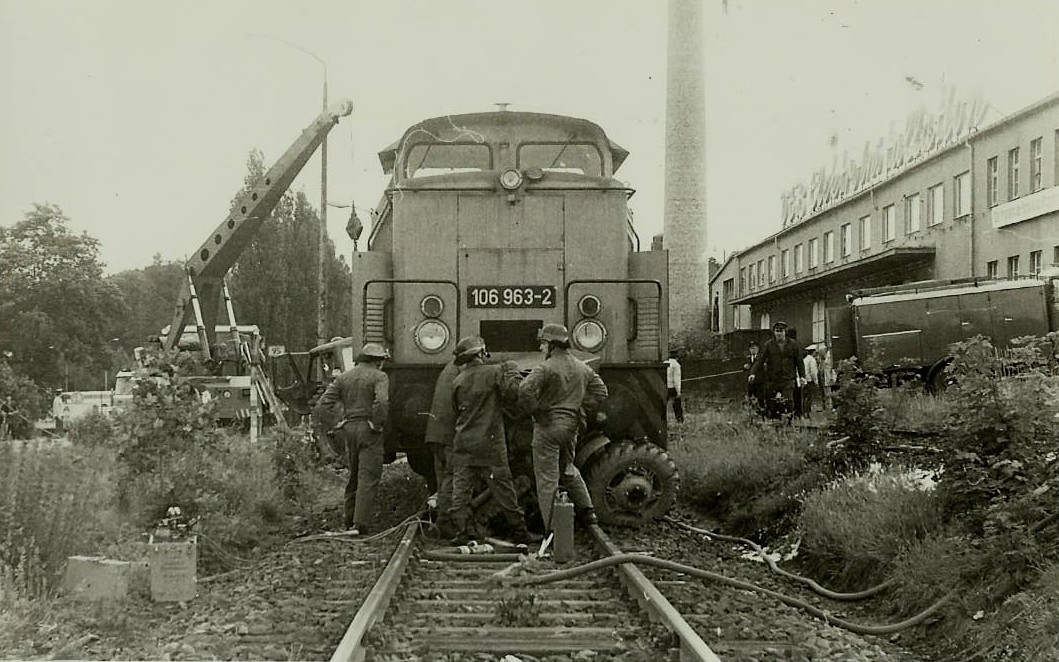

{"left": 829, "top": 358, "right": 886, "bottom": 471}
{"left": 67, "top": 410, "right": 114, "bottom": 446}
{"left": 0, "top": 443, "right": 122, "bottom": 599}
{"left": 796, "top": 464, "right": 944, "bottom": 588}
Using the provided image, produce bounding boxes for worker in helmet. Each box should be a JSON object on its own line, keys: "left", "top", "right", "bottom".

{"left": 519, "top": 323, "right": 608, "bottom": 530}
{"left": 424, "top": 352, "right": 460, "bottom": 538}
{"left": 448, "top": 336, "right": 536, "bottom": 545}
{"left": 314, "top": 343, "right": 390, "bottom": 534}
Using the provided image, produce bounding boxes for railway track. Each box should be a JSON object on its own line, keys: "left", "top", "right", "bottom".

{"left": 330, "top": 522, "right": 722, "bottom": 662}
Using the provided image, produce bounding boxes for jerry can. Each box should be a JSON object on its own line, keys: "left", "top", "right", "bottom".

{"left": 552, "top": 491, "right": 575, "bottom": 563}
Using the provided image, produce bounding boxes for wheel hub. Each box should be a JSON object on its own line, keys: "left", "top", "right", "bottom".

{"left": 610, "top": 473, "right": 655, "bottom": 511}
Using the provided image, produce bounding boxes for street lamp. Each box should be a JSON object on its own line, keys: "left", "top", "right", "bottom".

{"left": 246, "top": 33, "right": 331, "bottom": 357}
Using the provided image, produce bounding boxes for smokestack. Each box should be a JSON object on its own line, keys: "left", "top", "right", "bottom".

{"left": 664, "top": 0, "right": 708, "bottom": 338}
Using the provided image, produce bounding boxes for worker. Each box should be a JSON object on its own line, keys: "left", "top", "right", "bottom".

{"left": 664, "top": 350, "right": 684, "bottom": 424}
{"left": 748, "top": 321, "right": 804, "bottom": 421}
{"left": 448, "top": 336, "right": 536, "bottom": 544}
{"left": 802, "top": 344, "right": 819, "bottom": 417}
{"left": 314, "top": 343, "right": 390, "bottom": 534}
{"left": 424, "top": 355, "right": 460, "bottom": 538}
{"left": 0, "top": 395, "right": 18, "bottom": 440}
{"left": 743, "top": 341, "right": 765, "bottom": 415}
{"left": 519, "top": 323, "right": 608, "bottom": 530}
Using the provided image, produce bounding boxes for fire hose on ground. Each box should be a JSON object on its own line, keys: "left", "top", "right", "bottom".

{"left": 498, "top": 550, "right": 953, "bottom": 637}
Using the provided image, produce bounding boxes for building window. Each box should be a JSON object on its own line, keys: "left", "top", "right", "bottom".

{"left": 781, "top": 249, "right": 790, "bottom": 278}
{"left": 1055, "top": 245, "right": 1059, "bottom": 267}
{"left": 757, "top": 260, "right": 764, "bottom": 288}
{"left": 859, "top": 215, "right": 871, "bottom": 250}
{"left": 739, "top": 267, "right": 746, "bottom": 293}
{"left": 795, "top": 243, "right": 804, "bottom": 273}
{"left": 767, "top": 255, "right": 776, "bottom": 283}
{"left": 1030, "top": 138, "right": 1043, "bottom": 193}
{"left": 808, "top": 238, "right": 819, "bottom": 268}
{"left": 811, "top": 300, "right": 826, "bottom": 344}
{"left": 927, "top": 183, "right": 944, "bottom": 226}
{"left": 823, "top": 231, "right": 835, "bottom": 263}
{"left": 1007, "top": 255, "right": 1020, "bottom": 278}
{"left": 883, "top": 205, "right": 896, "bottom": 242}
{"left": 987, "top": 157, "right": 998, "bottom": 207}
{"left": 1008, "top": 147, "right": 1020, "bottom": 200}
{"left": 986, "top": 260, "right": 998, "bottom": 279}
{"left": 840, "top": 223, "right": 852, "bottom": 257}
{"left": 954, "top": 171, "right": 971, "bottom": 217}
{"left": 1030, "top": 250, "right": 1042, "bottom": 275}
{"left": 906, "top": 193, "right": 921, "bottom": 233}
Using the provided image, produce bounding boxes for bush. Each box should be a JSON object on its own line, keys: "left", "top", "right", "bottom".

{"left": 829, "top": 358, "right": 885, "bottom": 471}
{"left": 67, "top": 410, "right": 114, "bottom": 446}
{"left": 0, "top": 443, "right": 123, "bottom": 600}
{"left": 797, "top": 464, "right": 944, "bottom": 588}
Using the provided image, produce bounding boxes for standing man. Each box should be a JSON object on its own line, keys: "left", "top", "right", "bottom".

{"left": 448, "top": 336, "right": 535, "bottom": 544}
{"left": 0, "top": 395, "right": 17, "bottom": 441}
{"left": 424, "top": 355, "right": 460, "bottom": 538}
{"left": 802, "top": 345, "right": 819, "bottom": 417}
{"left": 315, "top": 343, "right": 390, "bottom": 534}
{"left": 664, "top": 350, "right": 685, "bottom": 424}
{"left": 743, "top": 342, "right": 763, "bottom": 415}
{"left": 748, "top": 321, "right": 804, "bottom": 420}
{"left": 519, "top": 324, "right": 609, "bottom": 530}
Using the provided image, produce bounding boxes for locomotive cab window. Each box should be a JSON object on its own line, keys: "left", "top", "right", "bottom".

{"left": 403, "top": 142, "right": 492, "bottom": 179}
{"left": 518, "top": 142, "right": 604, "bottom": 176}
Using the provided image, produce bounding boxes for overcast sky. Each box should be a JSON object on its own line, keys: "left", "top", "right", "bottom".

{"left": 2, "top": 0, "right": 1058, "bottom": 274}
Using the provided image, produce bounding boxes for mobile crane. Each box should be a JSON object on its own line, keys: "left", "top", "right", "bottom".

{"left": 157, "top": 99, "right": 354, "bottom": 432}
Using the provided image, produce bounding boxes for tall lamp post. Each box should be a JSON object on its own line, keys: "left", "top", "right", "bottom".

{"left": 247, "top": 34, "right": 331, "bottom": 356}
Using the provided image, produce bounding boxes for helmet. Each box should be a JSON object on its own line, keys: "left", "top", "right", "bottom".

{"left": 772, "top": 321, "right": 788, "bottom": 331}
{"left": 358, "top": 343, "right": 390, "bottom": 361}
{"left": 453, "top": 336, "right": 486, "bottom": 364}
{"left": 537, "top": 323, "right": 570, "bottom": 343}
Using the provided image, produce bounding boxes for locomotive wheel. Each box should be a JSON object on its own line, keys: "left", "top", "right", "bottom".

{"left": 584, "top": 441, "right": 679, "bottom": 527}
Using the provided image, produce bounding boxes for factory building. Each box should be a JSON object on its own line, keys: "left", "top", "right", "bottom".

{"left": 711, "top": 90, "right": 1059, "bottom": 347}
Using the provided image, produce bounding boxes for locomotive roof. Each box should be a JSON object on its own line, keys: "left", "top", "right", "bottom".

{"left": 377, "top": 111, "right": 629, "bottom": 175}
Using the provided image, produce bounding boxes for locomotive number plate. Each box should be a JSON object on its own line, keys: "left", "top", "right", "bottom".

{"left": 467, "top": 285, "right": 556, "bottom": 308}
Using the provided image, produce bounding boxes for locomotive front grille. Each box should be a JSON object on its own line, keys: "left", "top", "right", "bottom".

{"left": 479, "top": 319, "right": 544, "bottom": 352}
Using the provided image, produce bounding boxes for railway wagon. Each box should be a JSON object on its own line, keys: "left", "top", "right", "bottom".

{"left": 351, "top": 110, "right": 677, "bottom": 525}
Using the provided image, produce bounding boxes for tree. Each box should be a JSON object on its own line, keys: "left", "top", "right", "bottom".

{"left": 0, "top": 204, "right": 126, "bottom": 390}
{"left": 225, "top": 150, "right": 352, "bottom": 352}
{"left": 106, "top": 254, "right": 186, "bottom": 348}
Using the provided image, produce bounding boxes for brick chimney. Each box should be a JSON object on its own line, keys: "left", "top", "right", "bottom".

{"left": 663, "top": 0, "right": 708, "bottom": 338}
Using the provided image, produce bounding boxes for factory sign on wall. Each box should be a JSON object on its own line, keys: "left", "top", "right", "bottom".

{"left": 781, "top": 88, "right": 989, "bottom": 228}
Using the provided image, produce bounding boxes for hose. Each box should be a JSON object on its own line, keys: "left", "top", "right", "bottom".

{"left": 502, "top": 553, "right": 952, "bottom": 636}
{"left": 663, "top": 516, "right": 895, "bottom": 601}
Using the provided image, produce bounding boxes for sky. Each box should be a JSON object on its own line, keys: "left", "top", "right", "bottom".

{"left": 2, "top": 0, "right": 1058, "bottom": 275}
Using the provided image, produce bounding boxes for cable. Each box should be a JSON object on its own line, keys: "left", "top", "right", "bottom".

{"left": 502, "top": 552, "right": 952, "bottom": 636}
{"left": 663, "top": 516, "right": 895, "bottom": 601}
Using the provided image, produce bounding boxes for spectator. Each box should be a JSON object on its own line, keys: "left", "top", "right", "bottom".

{"left": 748, "top": 321, "right": 804, "bottom": 421}
{"left": 802, "top": 345, "right": 819, "bottom": 416}
{"left": 664, "top": 350, "right": 684, "bottom": 424}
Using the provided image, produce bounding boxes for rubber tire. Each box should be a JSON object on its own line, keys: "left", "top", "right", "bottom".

{"left": 583, "top": 441, "right": 679, "bottom": 528}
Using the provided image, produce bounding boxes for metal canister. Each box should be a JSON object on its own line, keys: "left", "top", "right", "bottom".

{"left": 552, "top": 491, "right": 575, "bottom": 563}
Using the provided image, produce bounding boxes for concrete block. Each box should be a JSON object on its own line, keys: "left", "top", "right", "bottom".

{"left": 62, "top": 556, "right": 130, "bottom": 601}
{"left": 148, "top": 537, "right": 197, "bottom": 602}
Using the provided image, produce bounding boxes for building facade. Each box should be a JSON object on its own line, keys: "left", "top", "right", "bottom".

{"left": 712, "top": 92, "right": 1059, "bottom": 348}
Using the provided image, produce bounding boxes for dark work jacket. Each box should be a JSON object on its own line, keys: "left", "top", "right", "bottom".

{"left": 424, "top": 360, "right": 459, "bottom": 446}
{"left": 519, "top": 348, "right": 608, "bottom": 425}
{"left": 750, "top": 339, "right": 804, "bottom": 395}
{"left": 451, "top": 360, "right": 521, "bottom": 467}
{"left": 315, "top": 363, "right": 389, "bottom": 430}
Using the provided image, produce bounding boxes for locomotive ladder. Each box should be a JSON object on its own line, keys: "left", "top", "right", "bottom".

{"left": 330, "top": 523, "right": 721, "bottom": 661}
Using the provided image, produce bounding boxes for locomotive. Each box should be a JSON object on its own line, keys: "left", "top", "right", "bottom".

{"left": 350, "top": 110, "right": 677, "bottom": 526}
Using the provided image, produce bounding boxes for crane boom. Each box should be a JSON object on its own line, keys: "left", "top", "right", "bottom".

{"left": 163, "top": 100, "right": 354, "bottom": 355}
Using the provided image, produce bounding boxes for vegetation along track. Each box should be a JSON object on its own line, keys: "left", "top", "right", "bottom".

{"left": 333, "top": 522, "right": 722, "bottom": 662}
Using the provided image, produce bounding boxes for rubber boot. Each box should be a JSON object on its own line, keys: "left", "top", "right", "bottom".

{"left": 576, "top": 507, "right": 598, "bottom": 527}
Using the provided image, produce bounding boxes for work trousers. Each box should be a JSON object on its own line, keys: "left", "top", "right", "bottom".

{"left": 338, "top": 420, "right": 383, "bottom": 529}
{"left": 667, "top": 387, "right": 684, "bottom": 423}
{"left": 532, "top": 412, "right": 593, "bottom": 528}
{"left": 449, "top": 459, "right": 523, "bottom": 534}
{"left": 430, "top": 443, "right": 454, "bottom": 516}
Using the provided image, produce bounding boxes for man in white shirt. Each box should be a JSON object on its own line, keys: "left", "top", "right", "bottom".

{"left": 802, "top": 345, "right": 819, "bottom": 416}
{"left": 665, "top": 350, "right": 684, "bottom": 423}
